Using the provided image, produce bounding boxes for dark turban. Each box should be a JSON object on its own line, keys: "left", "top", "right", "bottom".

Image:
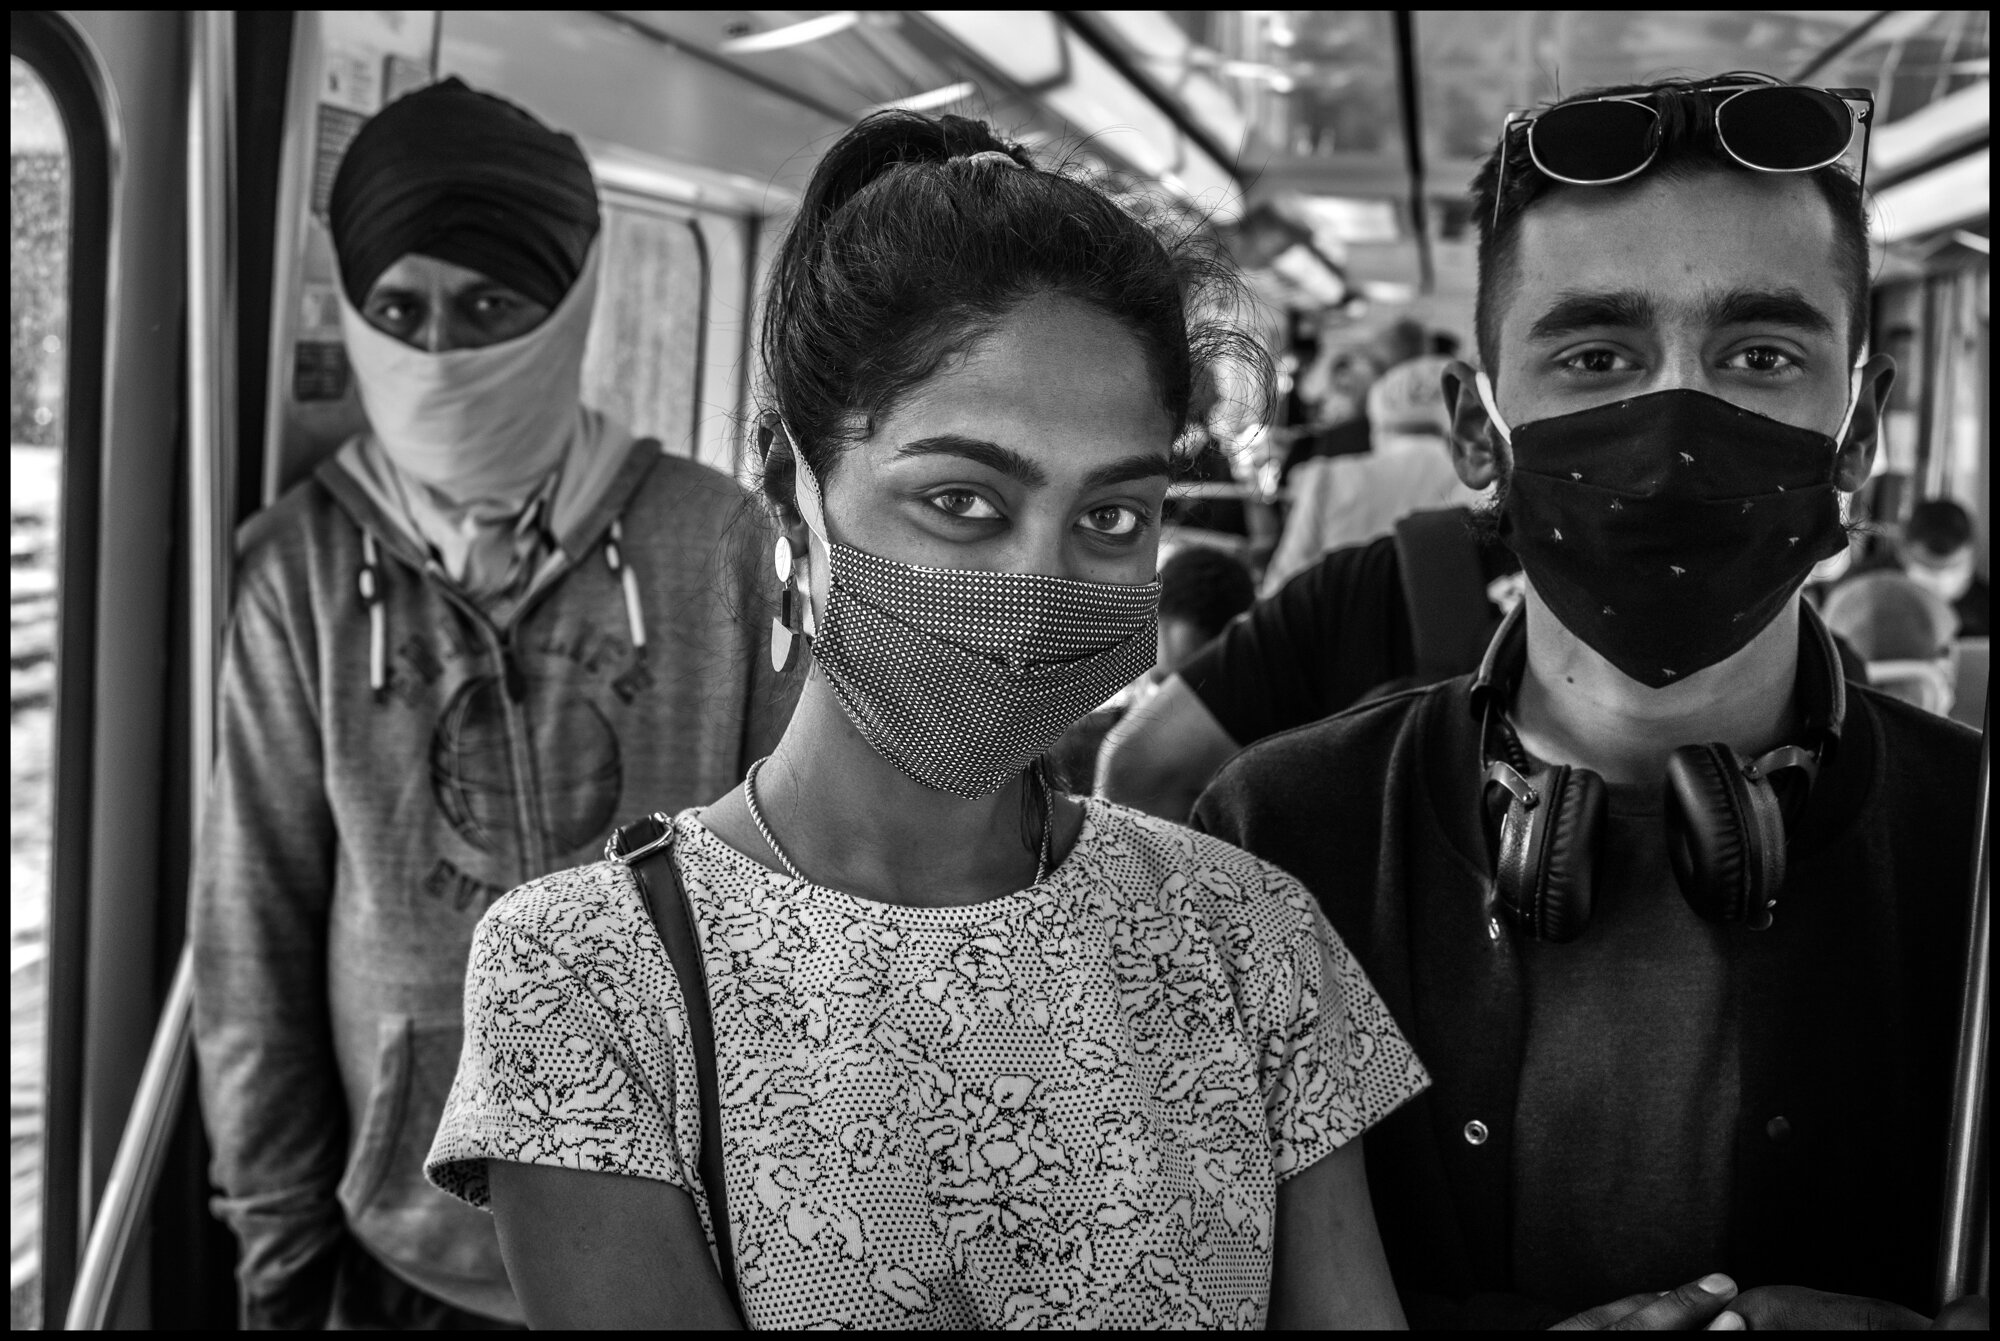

{"left": 329, "top": 76, "right": 600, "bottom": 309}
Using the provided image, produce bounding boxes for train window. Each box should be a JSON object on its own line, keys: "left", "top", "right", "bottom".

{"left": 580, "top": 196, "right": 708, "bottom": 459}
{"left": 10, "top": 53, "right": 68, "bottom": 1330}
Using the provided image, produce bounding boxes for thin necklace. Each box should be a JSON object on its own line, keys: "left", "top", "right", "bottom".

{"left": 743, "top": 756, "right": 1055, "bottom": 888}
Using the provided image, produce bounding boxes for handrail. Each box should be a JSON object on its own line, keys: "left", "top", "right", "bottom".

{"left": 62, "top": 948, "right": 194, "bottom": 1331}
{"left": 1936, "top": 693, "right": 1990, "bottom": 1309}
{"left": 65, "top": 9, "right": 235, "bottom": 1327}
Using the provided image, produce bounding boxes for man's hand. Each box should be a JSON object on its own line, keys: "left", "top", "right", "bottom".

{"left": 1551, "top": 1274, "right": 1740, "bottom": 1330}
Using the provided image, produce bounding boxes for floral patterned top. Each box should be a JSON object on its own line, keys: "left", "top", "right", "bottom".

{"left": 427, "top": 799, "right": 1428, "bottom": 1329}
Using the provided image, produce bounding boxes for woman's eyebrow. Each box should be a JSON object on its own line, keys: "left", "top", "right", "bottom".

{"left": 1080, "top": 453, "right": 1174, "bottom": 489}
{"left": 895, "top": 435, "right": 1048, "bottom": 487}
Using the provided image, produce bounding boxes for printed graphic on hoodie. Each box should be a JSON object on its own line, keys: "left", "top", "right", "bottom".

{"left": 430, "top": 672, "right": 622, "bottom": 855}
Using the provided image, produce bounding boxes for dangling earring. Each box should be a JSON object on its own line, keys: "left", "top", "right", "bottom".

{"left": 771, "top": 533, "right": 802, "bottom": 673}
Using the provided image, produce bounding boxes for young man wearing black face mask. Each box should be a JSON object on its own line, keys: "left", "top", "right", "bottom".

{"left": 1195, "top": 73, "right": 1985, "bottom": 1331}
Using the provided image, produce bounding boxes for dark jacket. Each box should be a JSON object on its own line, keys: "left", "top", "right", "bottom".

{"left": 1194, "top": 671, "right": 1979, "bottom": 1328}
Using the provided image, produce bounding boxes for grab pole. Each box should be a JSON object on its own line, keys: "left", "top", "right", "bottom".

{"left": 1936, "top": 693, "right": 1990, "bottom": 1308}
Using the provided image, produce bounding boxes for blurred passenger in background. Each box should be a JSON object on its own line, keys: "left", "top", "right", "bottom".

{"left": 1900, "top": 497, "right": 1988, "bottom": 636}
{"left": 1197, "top": 70, "right": 1983, "bottom": 1331}
{"left": 1277, "top": 318, "right": 1429, "bottom": 485}
{"left": 190, "top": 78, "right": 794, "bottom": 1330}
{"left": 1059, "top": 544, "right": 1255, "bottom": 792}
{"left": 1099, "top": 506, "right": 1519, "bottom": 821}
{"left": 1263, "top": 354, "right": 1484, "bottom": 593}
{"left": 1822, "top": 570, "right": 1960, "bottom": 717}
{"left": 1157, "top": 544, "right": 1258, "bottom": 673}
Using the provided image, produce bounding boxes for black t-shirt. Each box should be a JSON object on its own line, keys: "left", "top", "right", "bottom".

{"left": 1180, "top": 532, "right": 1519, "bottom": 746}
{"left": 1193, "top": 676, "right": 1980, "bottom": 1328}
{"left": 1510, "top": 778, "right": 1735, "bottom": 1312}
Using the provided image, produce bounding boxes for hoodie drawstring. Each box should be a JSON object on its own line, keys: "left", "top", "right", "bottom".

{"left": 606, "top": 519, "right": 648, "bottom": 654}
{"left": 356, "top": 520, "right": 644, "bottom": 709}
{"left": 358, "top": 529, "right": 387, "bottom": 702}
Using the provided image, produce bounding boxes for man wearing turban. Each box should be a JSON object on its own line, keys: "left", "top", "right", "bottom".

{"left": 189, "top": 78, "right": 797, "bottom": 1328}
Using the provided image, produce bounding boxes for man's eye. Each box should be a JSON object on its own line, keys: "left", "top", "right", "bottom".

{"left": 1560, "top": 348, "right": 1637, "bottom": 374}
{"left": 471, "top": 292, "right": 521, "bottom": 318}
{"left": 367, "top": 298, "right": 417, "bottom": 328}
{"left": 927, "top": 490, "right": 1001, "bottom": 521}
{"left": 1079, "top": 504, "right": 1143, "bottom": 537}
{"left": 1724, "top": 346, "right": 1801, "bottom": 375}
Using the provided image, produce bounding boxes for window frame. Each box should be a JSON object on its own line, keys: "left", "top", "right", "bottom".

{"left": 590, "top": 185, "right": 713, "bottom": 462}
{"left": 10, "top": 10, "right": 112, "bottom": 1327}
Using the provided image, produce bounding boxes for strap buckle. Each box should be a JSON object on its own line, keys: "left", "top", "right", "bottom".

{"left": 605, "top": 812, "right": 675, "bottom": 864}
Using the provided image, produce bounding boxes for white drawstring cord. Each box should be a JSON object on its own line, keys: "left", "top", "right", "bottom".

{"left": 358, "top": 529, "right": 387, "bottom": 699}
{"left": 606, "top": 519, "right": 647, "bottom": 652}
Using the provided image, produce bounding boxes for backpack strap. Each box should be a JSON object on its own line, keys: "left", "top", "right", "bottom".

{"left": 605, "top": 814, "right": 743, "bottom": 1321}
{"left": 1393, "top": 507, "right": 1502, "bottom": 682}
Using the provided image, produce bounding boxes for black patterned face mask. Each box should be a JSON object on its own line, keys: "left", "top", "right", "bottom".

{"left": 788, "top": 425, "right": 1160, "bottom": 798}
{"left": 1475, "top": 374, "right": 1856, "bottom": 688}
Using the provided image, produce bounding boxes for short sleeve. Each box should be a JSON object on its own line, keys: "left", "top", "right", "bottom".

{"left": 1180, "top": 537, "right": 1407, "bottom": 747}
{"left": 425, "top": 889, "right": 690, "bottom": 1209}
{"left": 1245, "top": 868, "right": 1429, "bottom": 1180}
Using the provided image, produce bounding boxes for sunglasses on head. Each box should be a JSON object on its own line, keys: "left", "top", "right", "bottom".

{"left": 1493, "top": 76, "right": 1874, "bottom": 229}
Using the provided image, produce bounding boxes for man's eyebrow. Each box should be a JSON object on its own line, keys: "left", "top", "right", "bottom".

{"left": 894, "top": 435, "right": 1049, "bottom": 487}
{"left": 1703, "top": 286, "right": 1836, "bottom": 337}
{"left": 1526, "top": 290, "right": 1656, "bottom": 342}
{"left": 1081, "top": 452, "right": 1174, "bottom": 490}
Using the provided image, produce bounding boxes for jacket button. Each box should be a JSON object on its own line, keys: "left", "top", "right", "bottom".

{"left": 1766, "top": 1116, "right": 1792, "bottom": 1145}
{"left": 1463, "top": 1119, "right": 1489, "bottom": 1146}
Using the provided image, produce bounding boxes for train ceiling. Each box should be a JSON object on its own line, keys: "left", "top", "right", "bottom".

{"left": 612, "top": 10, "right": 1989, "bottom": 311}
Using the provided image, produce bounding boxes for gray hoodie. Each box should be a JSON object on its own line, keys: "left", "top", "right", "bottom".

{"left": 190, "top": 437, "right": 797, "bottom": 1324}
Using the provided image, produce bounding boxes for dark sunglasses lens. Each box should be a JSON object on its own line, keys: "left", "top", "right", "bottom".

{"left": 1531, "top": 100, "right": 1659, "bottom": 181}
{"left": 1717, "top": 86, "right": 1853, "bottom": 169}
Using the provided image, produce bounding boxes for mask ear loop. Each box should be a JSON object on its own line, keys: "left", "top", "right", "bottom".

{"left": 1473, "top": 370, "right": 1513, "bottom": 447}
{"left": 1832, "top": 358, "right": 1867, "bottom": 446}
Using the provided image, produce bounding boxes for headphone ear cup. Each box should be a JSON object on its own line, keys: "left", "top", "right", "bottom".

{"left": 1486, "top": 763, "right": 1605, "bottom": 943}
{"left": 1666, "top": 743, "right": 1779, "bottom": 924}
{"left": 1534, "top": 766, "right": 1605, "bottom": 943}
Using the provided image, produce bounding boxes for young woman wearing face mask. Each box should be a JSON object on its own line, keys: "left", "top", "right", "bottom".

{"left": 189, "top": 79, "right": 794, "bottom": 1329}
{"left": 425, "top": 111, "right": 1429, "bottom": 1329}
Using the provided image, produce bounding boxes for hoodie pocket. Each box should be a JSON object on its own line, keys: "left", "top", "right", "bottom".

{"left": 337, "top": 1015, "right": 519, "bottom": 1321}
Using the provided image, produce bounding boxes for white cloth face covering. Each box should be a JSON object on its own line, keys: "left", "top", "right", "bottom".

{"left": 338, "top": 239, "right": 602, "bottom": 504}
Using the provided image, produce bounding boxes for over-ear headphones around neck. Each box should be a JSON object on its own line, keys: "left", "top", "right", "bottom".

{"left": 1469, "top": 601, "right": 1846, "bottom": 943}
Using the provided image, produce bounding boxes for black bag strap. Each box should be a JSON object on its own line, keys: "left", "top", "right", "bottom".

{"left": 605, "top": 813, "right": 743, "bottom": 1321}
{"left": 1393, "top": 507, "right": 1503, "bottom": 682}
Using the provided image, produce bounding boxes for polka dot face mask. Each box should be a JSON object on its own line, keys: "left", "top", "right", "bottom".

{"left": 1474, "top": 374, "right": 1856, "bottom": 688}
{"left": 787, "top": 424, "right": 1160, "bottom": 798}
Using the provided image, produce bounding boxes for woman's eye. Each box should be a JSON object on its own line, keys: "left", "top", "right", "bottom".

{"left": 1559, "top": 348, "right": 1638, "bottom": 375}
{"left": 1723, "top": 346, "right": 1802, "bottom": 375}
{"left": 927, "top": 490, "right": 1001, "bottom": 521}
{"left": 1079, "top": 504, "right": 1143, "bottom": 537}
